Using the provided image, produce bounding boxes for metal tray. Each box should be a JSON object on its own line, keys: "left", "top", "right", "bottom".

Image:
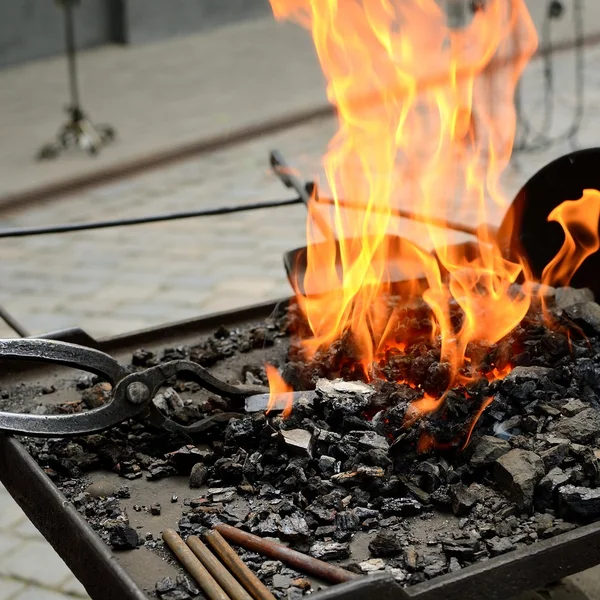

{"left": 1, "top": 299, "right": 600, "bottom": 600}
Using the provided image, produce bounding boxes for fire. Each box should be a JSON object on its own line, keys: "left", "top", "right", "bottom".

{"left": 541, "top": 189, "right": 600, "bottom": 288}
{"left": 265, "top": 364, "right": 294, "bottom": 418}
{"left": 272, "top": 0, "right": 537, "bottom": 381}
{"left": 268, "top": 1, "right": 600, "bottom": 444}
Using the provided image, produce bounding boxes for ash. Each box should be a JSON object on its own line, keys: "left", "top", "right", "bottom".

{"left": 12, "top": 286, "right": 600, "bottom": 598}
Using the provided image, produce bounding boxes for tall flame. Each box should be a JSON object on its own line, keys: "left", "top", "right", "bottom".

{"left": 271, "top": 0, "right": 538, "bottom": 381}
{"left": 542, "top": 189, "right": 600, "bottom": 288}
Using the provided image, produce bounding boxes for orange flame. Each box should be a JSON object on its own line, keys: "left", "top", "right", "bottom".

{"left": 265, "top": 364, "right": 294, "bottom": 418}
{"left": 271, "top": 0, "right": 538, "bottom": 387}
{"left": 542, "top": 189, "right": 600, "bottom": 288}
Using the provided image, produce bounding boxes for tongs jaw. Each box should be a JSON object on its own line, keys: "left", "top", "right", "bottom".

{"left": 0, "top": 339, "right": 265, "bottom": 437}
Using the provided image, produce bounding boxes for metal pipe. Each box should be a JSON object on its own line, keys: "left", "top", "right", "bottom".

{"left": 187, "top": 536, "right": 254, "bottom": 600}
{"left": 162, "top": 529, "right": 231, "bottom": 600}
{"left": 203, "top": 529, "right": 276, "bottom": 600}
{"left": 214, "top": 524, "right": 360, "bottom": 585}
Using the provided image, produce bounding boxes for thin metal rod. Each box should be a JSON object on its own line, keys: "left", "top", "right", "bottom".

{"left": 162, "top": 529, "right": 231, "bottom": 600}
{"left": 214, "top": 524, "right": 360, "bottom": 585}
{"left": 321, "top": 196, "right": 483, "bottom": 238}
{"left": 63, "top": 0, "right": 81, "bottom": 111}
{"left": 203, "top": 530, "right": 276, "bottom": 600}
{"left": 0, "top": 198, "right": 302, "bottom": 239}
{"left": 0, "top": 307, "right": 30, "bottom": 337}
{"left": 187, "top": 536, "right": 254, "bottom": 600}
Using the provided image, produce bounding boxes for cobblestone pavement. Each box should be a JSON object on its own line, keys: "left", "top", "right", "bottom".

{"left": 1, "top": 33, "right": 600, "bottom": 600}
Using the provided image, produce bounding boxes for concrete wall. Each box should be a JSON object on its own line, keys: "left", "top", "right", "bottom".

{"left": 122, "top": 0, "right": 271, "bottom": 45}
{"left": 0, "top": 0, "right": 599, "bottom": 70}
{"left": 0, "top": 1, "right": 115, "bottom": 69}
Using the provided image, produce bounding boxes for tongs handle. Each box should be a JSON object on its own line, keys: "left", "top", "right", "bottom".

{"left": 0, "top": 339, "right": 128, "bottom": 384}
{"left": 0, "top": 338, "right": 136, "bottom": 437}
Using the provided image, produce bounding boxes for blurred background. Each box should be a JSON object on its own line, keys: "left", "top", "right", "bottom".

{"left": 0, "top": 1, "right": 599, "bottom": 598}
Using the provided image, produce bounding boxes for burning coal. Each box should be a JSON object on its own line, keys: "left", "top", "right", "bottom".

{"left": 266, "top": 0, "right": 600, "bottom": 443}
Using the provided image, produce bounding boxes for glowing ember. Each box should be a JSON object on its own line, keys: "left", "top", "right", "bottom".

{"left": 269, "top": 0, "right": 600, "bottom": 444}
{"left": 265, "top": 364, "right": 294, "bottom": 418}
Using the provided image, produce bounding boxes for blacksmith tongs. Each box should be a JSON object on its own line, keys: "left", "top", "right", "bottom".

{"left": 0, "top": 338, "right": 272, "bottom": 437}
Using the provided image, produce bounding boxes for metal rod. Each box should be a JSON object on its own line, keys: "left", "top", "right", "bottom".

{"left": 162, "top": 529, "right": 231, "bottom": 600}
{"left": 0, "top": 198, "right": 303, "bottom": 239}
{"left": 214, "top": 524, "right": 360, "bottom": 585}
{"left": 323, "top": 196, "right": 484, "bottom": 238}
{"left": 187, "top": 536, "right": 254, "bottom": 600}
{"left": 203, "top": 529, "right": 276, "bottom": 600}
{"left": 63, "top": 0, "right": 81, "bottom": 111}
{"left": 0, "top": 306, "right": 30, "bottom": 337}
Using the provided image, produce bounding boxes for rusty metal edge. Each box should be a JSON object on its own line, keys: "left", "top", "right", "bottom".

{"left": 1, "top": 33, "right": 598, "bottom": 215}
{"left": 0, "top": 434, "right": 149, "bottom": 600}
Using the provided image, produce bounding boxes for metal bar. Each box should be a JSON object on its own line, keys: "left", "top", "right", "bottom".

{"left": 0, "top": 306, "right": 30, "bottom": 337}
{"left": 214, "top": 524, "right": 360, "bottom": 585}
{"left": 187, "top": 536, "right": 254, "bottom": 600}
{"left": 63, "top": 0, "right": 81, "bottom": 111}
{"left": 0, "top": 198, "right": 302, "bottom": 239}
{"left": 162, "top": 529, "right": 231, "bottom": 600}
{"left": 203, "top": 530, "right": 276, "bottom": 600}
{"left": 0, "top": 434, "right": 148, "bottom": 600}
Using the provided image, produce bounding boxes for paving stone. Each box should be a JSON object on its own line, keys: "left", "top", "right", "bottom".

{"left": 12, "top": 587, "right": 83, "bottom": 600}
{"left": 0, "top": 531, "right": 23, "bottom": 559}
{"left": 0, "top": 579, "right": 26, "bottom": 600}
{"left": 61, "top": 576, "right": 89, "bottom": 598}
{"left": 0, "top": 540, "right": 72, "bottom": 588}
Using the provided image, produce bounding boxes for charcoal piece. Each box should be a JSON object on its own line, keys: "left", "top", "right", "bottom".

{"left": 403, "top": 481, "right": 430, "bottom": 504}
{"left": 259, "top": 560, "right": 282, "bottom": 578}
{"left": 308, "top": 503, "right": 336, "bottom": 524}
{"left": 448, "top": 557, "right": 461, "bottom": 572}
{"left": 309, "top": 541, "right": 350, "bottom": 561}
{"left": 423, "top": 554, "right": 447, "bottom": 578}
{"left": 553, "top": 408, "right": 600, "bottom": 443}
{"left": 564, "top": 302, "right": 600, "bottom": 334}
{"left": 315, "top": 525, "right": 337, "bottom": 538}
{"left": 146, "top": 461, "right": 176, "bottom": 481}
{"left": 505, "top": 366, "right": 551, "bottom": 383}
{"left": 279, "top": 429, "right": 314, "bottom": 457}
{"left": 430, "top": 486, "right": 452, "bottom": 511}
{"left": 314, "top": 429, "right": 342, "bottom": 453}
{"left": 534, "top": 467, "right": 571, "bottom": 512}
{"left": 331, "top": 466, "right": 385, "bottom": 484}
{"left": 132, "top": 348, "right": 156, "bottom": 367}
{"left": 470, "top": 436, "right": 511, "bottom": 467}
{"left": 189, "top": 464, "right": 208, "bottom": 489}
{"left": 318, "top": 455, "right": 337, "bottom": 475}
{"left": 359, "top": 558, "right": 386, "bottom": 573}
{"left": 487, "top": 536, "right": 516, "bottom": 557}
{"left": 354, "top": 507, "right": 379, "bottom": 521}
{"left": 167, "top": 445, "right": 208, "bottom": 473}
{"left": 175, "top": 575, "right": 199, "bottom": 597}
{"left": 541, "top": 521, "right": 577, "bottom": 538}
{"left": 110, "top": 525, "right": 139, "bottom": 550}
{"left": 257, "top": 513, "right": 282, "bottom": 536}
{"left": 368, "top": 530, "right": 402, "bottom": 557}
{"left": 494, "top": 449, "right": 545, "bottom": 510}
{"left": 345, "top": 430, "right": 389, "bottom": 451}
{"left": 532, "top": 513, "right": 554, "bottom": 536}
{"left": 381, "top": 497, "right": 422, "bottom": 516}
{"left": 335, "top": 510, "right": 360, "bottom": 531}
{"left": 279, "top": 514, "right": 310, "bottom": 541}
{"left": 561, "top": 399, "right": 588, "bottom": 417}
{"left": 150, "top": 503, "right": 161, "bottom": 516}
{"left": 540, "top": 443, "right": 570, "bottom": 471}
{"left": 403, "top": 546, "right": 418, "bottom": 571}
{"left": 291, "top": 577, "right": 311, "bottom": 591}
{"left": 424, "top": 361, "right": 452, "bottom": 394}
{"left": 225, "top": 417, "right": 255, "bottom": 445}
{"left": 554, "top": 287, "right": 594, "bottom": 310}
{"left": 442, "top": 537, "right": 481, "bottom": 561}
{"left": 558, "top": 485, "right": 600, "bottom": 522}
{"left": 449, "top": 484, "right": 477, "bottom": 517}
{"left": 155, "top": 577, "right": 177, "bottom": 595}
{"left": 81, "top": 382, "right": 112, "bottom": 409}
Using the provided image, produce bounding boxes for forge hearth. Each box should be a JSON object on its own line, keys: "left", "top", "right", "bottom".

{"left": 3, "top": 285, "right": 600, "bottom": 599}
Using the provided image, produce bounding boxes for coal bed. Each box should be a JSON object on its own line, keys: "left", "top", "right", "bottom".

{"left": 4, "top": 287, "right": 600, "bottom": 599}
